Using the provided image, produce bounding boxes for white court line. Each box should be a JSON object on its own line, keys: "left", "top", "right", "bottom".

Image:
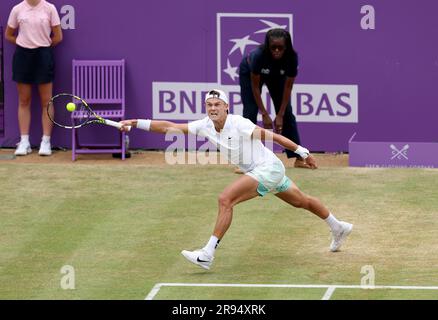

{"left": 321, "top": 286, "right": 336, "bottom": 300}
{"left": 145, "top": 283, "right": 163, "bottom": 300}
{"left": 145, "top": 283, "right": 438, "bottom": 300}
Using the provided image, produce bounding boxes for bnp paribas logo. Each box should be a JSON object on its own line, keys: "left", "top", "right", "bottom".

{"left": 217, "top": 13, "right": 293, "bottom": 85}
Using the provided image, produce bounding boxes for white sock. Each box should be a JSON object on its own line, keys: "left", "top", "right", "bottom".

{"left": 325, "top": 213, "right": 342, "bottom": 232}
{"left": 21, "top": 135, "right": 30, "bottom": 144}
{"left": 42, "top": 135, "right": 51, "bottom": 143}
{"left": 203, "top": 235, "right": 220, "bottom": 257}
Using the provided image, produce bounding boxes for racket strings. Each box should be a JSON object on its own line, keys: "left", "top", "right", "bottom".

{"left": 76, "top": 102, "right": 93, "bottom": 121}
{"left": 49, "top": 94, "right": 93, "bottom": 128}
{"left": 69, "top": 98, "right": 89, "bottom": 127}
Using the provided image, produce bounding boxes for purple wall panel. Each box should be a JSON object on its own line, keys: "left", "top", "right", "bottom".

{"left": 0, "top": 110, "right": 3, "bottom": 136}
{"left": 349, "top": 139, "right": 438, "bottom": 168}
{"left": 0, "top": 0, "right": 437, "bottom": 151}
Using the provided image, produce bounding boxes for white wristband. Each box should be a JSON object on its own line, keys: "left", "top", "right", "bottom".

{"left": 295, "top": 145, "right": 310, "bottom": 159}
{"left": 137, "top": 119, "right": 151, "bottom": 131}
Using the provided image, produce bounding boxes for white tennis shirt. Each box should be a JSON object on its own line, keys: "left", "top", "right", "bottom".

{"left": 188, "top": 114, "right": 277, "bottom": 172}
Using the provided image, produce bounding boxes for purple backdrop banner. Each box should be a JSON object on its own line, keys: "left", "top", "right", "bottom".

{"left": 1, "top": 0, "right": 437, "bottom": 151}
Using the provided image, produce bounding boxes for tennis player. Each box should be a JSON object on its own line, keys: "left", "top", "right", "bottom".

{"left": 120, "top": 89, "right": 353, "bottom": 270}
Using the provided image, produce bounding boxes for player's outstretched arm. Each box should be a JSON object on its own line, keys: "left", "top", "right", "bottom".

{"left": 252, "top": 126, "right": 318, "bottom": 169}
{"left": 120, "top": 119, "right": 188, "bottom": 134}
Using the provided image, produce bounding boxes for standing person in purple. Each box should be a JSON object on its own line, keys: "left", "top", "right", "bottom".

{"left": 5, "top": 0, "right": 63, "bottom": 156}
{"left": 239, "top": 28, "right": 311, "bottom": 169}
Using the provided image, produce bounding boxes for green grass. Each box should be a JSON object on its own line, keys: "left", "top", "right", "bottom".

{"left": 0, "top": 162, "right": 437, "bottom": 299}
{"left": 332, "top": 288, "right": 438, "bottom": 300}
{"left": 154, "top": 286, "right": 328, "bottom": 300}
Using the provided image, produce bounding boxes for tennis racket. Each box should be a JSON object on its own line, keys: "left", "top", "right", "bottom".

{"left": 47, "top": 93, "right": 131, "bottom": 130}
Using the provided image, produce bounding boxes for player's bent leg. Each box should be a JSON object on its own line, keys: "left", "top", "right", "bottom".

{"left": 275, "top": 182, "right": 353, "bottom": 252}
{"left": 181, "top": 175, "right": 259, "bottom": 270}
{"left": 275, "top": 182, "right": 329, "bottom": 219}
{"left": 214, "top": 175, "right": 259, "bottom": 239}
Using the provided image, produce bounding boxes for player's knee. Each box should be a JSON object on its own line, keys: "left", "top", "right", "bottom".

{"left": 218, "top": 193, "right": 232, "bottom": 209}
{"left": 291, "top": 199, "right": 303, "bottom": 208}
{"left": 292, "top": 194, "right": 310, "bottom": 209}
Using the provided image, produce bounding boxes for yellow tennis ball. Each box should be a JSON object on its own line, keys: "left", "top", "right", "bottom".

{"left": 66, "top": 102, "right": 76, "bottom": 112}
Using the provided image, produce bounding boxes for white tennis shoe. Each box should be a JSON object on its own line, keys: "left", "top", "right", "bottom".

{"left": 14, "top": 141, "right": 32, "bottom": 156}
{"left": 38, "top": 141, "right": 52, "bottom": 156}
{"left": 181, "top": 249, "right": 214, "bottom": 270}
{"left": 330, "top": 221, "right": 353, "bottom": 252}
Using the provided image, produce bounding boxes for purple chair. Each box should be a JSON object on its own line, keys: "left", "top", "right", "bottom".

{"left": 71, "top": 59, "right": 127, "bottom": 161}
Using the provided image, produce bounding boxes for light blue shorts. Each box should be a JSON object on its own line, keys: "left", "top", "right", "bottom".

{"left": 245, "top": 160, "right": 292, "bottom": 197}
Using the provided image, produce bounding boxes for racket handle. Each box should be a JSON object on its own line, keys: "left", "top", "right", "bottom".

{"left": 104, "top": 119, "right": 131, "bottom": 131}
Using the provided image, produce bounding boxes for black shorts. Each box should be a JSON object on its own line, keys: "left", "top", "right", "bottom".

{"left": 13, "top": 45, "right": 55, "bottom": 84}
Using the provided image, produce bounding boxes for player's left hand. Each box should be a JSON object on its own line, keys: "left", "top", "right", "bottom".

{"left": 305, "top": 155, "right": 318, "bottom": 169}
